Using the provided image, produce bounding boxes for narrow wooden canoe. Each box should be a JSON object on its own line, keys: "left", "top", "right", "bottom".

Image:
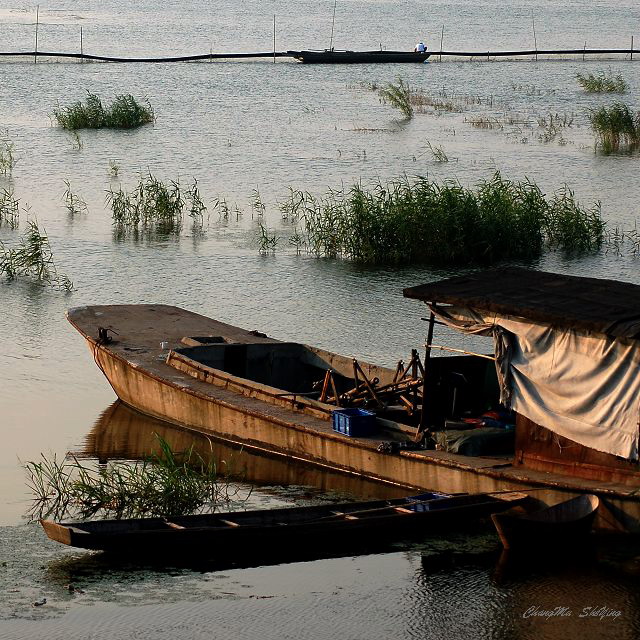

{"left": 288, "top": 49, "right": 431, "bottom": 64}
{"left": 41, "top": 491, "right": 526, "bottom": 555}
{"left": 491, "top": 494, "right": 600, "bottom": 550}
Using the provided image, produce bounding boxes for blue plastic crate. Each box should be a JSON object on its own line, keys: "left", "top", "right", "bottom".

{"left": 331, "top": 408, "right": 377, "bottom": 437}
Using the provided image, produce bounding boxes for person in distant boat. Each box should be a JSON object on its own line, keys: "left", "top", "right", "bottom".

{"left": 415, "top": 41, "right": 426, "bottom": 52}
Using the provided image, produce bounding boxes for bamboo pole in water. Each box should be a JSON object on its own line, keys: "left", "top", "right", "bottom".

{"left": 439, "top": 25, "right": 444, "bottom": 62}
{"left": 531, "top": 11, "right": 538, "bottom": 62}
{"left": 80, "top": 26, "right": 83, "bottom": 63}
{"left": 273, "top": 15, "right": 276, "bottom": 63}
{"left": 34, "top": 5, "right": 39, "bottom": 64}
{"left": 329, "top": 0, "right": 337, "bottom": 51}
{"left": 632, "top": 36, "right": 634, "bottom": 61}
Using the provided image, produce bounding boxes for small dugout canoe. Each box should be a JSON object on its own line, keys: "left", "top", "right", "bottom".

{"left": 491, "top": 494, "right": 600, "bottom": 550}
{"left": 41, "top": 491, "right": 526, "bottom": 556}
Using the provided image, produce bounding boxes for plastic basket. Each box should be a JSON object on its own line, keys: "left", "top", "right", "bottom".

{"left": 331, "top": 408, "right": 377, "bottom": 437}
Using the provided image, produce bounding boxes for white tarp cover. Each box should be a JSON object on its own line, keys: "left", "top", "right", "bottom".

{"left": 430, "top": 305, "right": 640, "bottom": 460}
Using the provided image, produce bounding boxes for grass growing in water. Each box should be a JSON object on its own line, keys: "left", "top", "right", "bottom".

{"left": 53, "top": 92, "right": 155, "bottom": 130}
{"left": 0, "top": 134, "right": 16, "bottom": 175}
{"left": 256, "top": 222, "right": 279, "bottom": 253}
{"left": 24, "top": 436, "right": 248, "bottom": 521}
{"left": 577, "top": 71, "right": 628, "bottom": 94}
{"left": 0, "top": 219, "right": 73, "bottom": 290}
{"left": 0, "top": 188, "right": 19, "bottom": 229}
{"left": 107, "top": 172, "right": 206, "bottom": 233}
{"left": 63, "top": 180, "right": 87, "bottom": 216}
{"left": 379, "top": 78, "right": 414, "bottom": 119}
{"left": 588, "top": 103, "right": 640, "bottom": 152}
{"left": 277, "top": 173, "right": 603, "bottom": 265}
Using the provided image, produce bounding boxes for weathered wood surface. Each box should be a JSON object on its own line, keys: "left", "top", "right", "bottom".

{"left": 66, "top": 304, "right": 640, "bottom": 532}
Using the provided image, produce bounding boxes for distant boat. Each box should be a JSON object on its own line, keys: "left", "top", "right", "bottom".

{"left": 288, "top": 49, "right": 431, "bottom": 64}
{"left": 491, "top": 494, "right": 600, "bottom": 550}
{"left": 41, "top": 491, "right": 526, "bottom": 555}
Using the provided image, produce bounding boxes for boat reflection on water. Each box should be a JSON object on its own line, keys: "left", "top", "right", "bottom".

{"left": 82, "top": 400, "right": 413, "bottom": 503}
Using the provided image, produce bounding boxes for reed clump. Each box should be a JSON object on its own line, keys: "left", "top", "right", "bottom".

{"left": 0, "top": 188, "right": 19, "bottom": 229}
{"left": 24, "top": 436, "right": 248, "bottom": 521}
{"left": 0, "top": 135, "right": 16, "bottom": 175}
{"left": 379, "top": 78, "right": 414, "bottom": 119}
{"left": 277, "top": 173, "right": 603, "bottom": 265}
{"left": 0, "top": 219, "right": 73, "bottom": 290}
{"left": 107, "top": 172, "right": 206, "bottom": 233}
{"left": 63, "top": 180, "right": 87, "bottom": 216}
{"left": 588, "top": 103, "right": 640, "bottom": 152}
{"left": 53, "top": 92, "right": 155, "bottom": 130}
{"left": 577, "top": 71, "right": 628, "bottom": 94}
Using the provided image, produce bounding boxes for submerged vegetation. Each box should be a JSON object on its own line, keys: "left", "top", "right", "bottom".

{"left": 588, "top": 103, "right": 640, "bottom": 153}
{"left": 107, "top": 172, "right": 206, "bottom": 233}
{"left": 24, "top": 436, "right": 247, "bottom": 521}
{"left": 273, "top": 173, "right": 603, "bottom": 265}
{"left": 577, "top": 71, "right": 628, "bottom": 94}
{"left": 53, "top": 92, "right": 155, "bottom": 130}
{"left": 0, "top": 219, "right": 73, "bottom": 290}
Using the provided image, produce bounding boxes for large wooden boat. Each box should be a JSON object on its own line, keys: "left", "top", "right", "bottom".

{"left": 288, "top": 49, "right": 431, "bottom": 64}
{"left": 66, "top": 268, "right": 640, "bottom": 533}
{"left": 491, "top": 494, "right": 600, "bottom": 550}
{"left": 40, "top": 491, "right": 526, "bottom": 554}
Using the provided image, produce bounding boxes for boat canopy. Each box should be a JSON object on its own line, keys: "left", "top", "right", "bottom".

{"left": 404, "top": 268, "right": 640, "bottom": 460}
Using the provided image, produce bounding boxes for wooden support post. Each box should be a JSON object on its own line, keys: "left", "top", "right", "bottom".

{"left": 583, "top": 41, "right": 586, "bottom": 62}
{"left": 632, "top": 36, "right": 634, "bottom": 61}
{"left": 80, "top": 26, "right": 83, "bottom": 63}
{"left": 531, "top": 12, "right": 538, "bottom": 62}
{"left": 329, "top": 0, "right": 337, "bottom": 51}
{"left": 439, "top": 25, "right": 444, "bottom": 63}
{"left": 319, "top": 369, "right": 331, "bottom": 403}
{"left": 34, "top": 5, "right": 39, "bottom": 64}
{"left": 273, "top": 15, "right": 276, "bottom": 63}
{"left": 416, "top": 311, "right": 435, "bottom": 439}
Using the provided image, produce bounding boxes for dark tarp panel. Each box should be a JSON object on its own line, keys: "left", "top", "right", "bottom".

{"left": 403, "top": 268, "right": 640, "bottom": 339}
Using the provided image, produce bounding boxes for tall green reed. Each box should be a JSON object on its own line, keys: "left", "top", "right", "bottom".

{"left": 24, "top": 436, "right": 249, "bottom": 521}
{"left": 53, "top": 92, "right": 155, "bottom": 130}
{"left": 276, "top": 173, "right": 603, "bottom": 265}
{"left": 588, "top": 102, "right": 640, "bottom": 153}
{"left": 0, "top": 219, "right": 73, "bottom": 290}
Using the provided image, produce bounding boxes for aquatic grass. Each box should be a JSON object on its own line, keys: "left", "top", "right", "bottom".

{"left": 0, "top": 137, "right": 16, "bottom": 175}
{"left": 537, "top": 112, "right": 574, "bottom": 144}
{"left": 107, "top": 172, "right": 206, "bottom": 233}
{"left": 108, "top": 160, "right": 120, "bottom": 177}
{"left": 62, "top": 180, "right": 87, "bottom": 216}
{"left": 0, "top": 219, "right": 73, "bottom": 290}
{"left": 588, "top": 103, "right": 640, "bottom": 153}
{"left": 426, "top": 141, "right": 450, "bottom": 162}
{"left": 0, "top": 188, "right": 20, "bottom": 229}
{"left": 276, "top": 173, "right": 603, "bottom": 265}
{"left": 24, "top": 436, "right": 249, "bottom": 521}
{"left": 53, "top": 92, "right": 155, "bottom": 130}
{"left": 186, "top": 178, "right": 207, "bottom": 225}
{"left": 379, "top": 78, "right": 414, "bottom": 119}
{"left": 577, "top": 71, "right": 628, "bottom": 94}
{"left": 256, "top": 222, "right": 279, "bottom": 253}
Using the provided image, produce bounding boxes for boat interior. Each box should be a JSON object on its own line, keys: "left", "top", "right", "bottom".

{"left": 167, "top": 339, "right": 513, "bottom": 455}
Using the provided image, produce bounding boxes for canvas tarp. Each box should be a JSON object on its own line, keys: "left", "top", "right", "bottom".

{"left": 430, "top": 305, "right": 640, "bottom": 460}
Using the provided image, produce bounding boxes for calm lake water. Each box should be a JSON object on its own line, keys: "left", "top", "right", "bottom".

{"left": 1, "top": 0, "right": 640, "bottom": 637}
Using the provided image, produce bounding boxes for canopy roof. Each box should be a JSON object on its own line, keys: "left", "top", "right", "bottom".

{"left": 403, "top": 268, "right": 640, "bottom": 339}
